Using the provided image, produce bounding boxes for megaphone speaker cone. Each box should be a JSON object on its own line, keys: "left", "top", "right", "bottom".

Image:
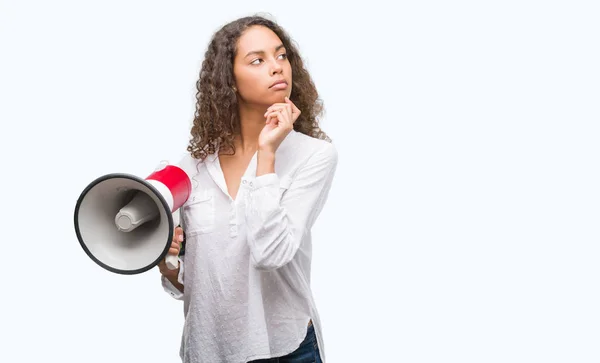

{"left": 73, "top": 173, "right": 174, "bottom": 275}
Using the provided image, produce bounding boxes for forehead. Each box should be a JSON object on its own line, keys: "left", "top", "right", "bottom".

{"left": 236, "top": 25, "right": 283, "bottom": 54}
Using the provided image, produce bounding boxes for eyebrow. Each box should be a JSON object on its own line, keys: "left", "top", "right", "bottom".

{"left": 244, "top": 44, "right": 286, "bottom": 58}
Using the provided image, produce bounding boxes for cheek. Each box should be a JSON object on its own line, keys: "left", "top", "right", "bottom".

{"left": 237, "top": 71, "right": 263, "bottom": 94}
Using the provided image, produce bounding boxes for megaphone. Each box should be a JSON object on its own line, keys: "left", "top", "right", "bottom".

{"left": 73, "top": 160, "right": 192, "bottom": 275}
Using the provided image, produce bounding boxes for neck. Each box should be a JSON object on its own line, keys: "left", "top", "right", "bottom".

{"left": 235, "top": 101, "right": 267, "bottom": 153}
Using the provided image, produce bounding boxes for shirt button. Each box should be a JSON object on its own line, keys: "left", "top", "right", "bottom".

{"left": 242, "top": 180, "right": 247, "bottom": 184}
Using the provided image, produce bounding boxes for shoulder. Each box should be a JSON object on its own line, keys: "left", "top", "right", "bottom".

{"left": 284, "top": 131, "right": 338, "bottom": 174}
{"left": 175, "top": 152, "right": 205, "bottom": 179}
{"left": 286, "top": 130, "right": 338, "bottom": 162}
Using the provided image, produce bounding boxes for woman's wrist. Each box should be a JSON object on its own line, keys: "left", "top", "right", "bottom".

{"left": 257, "top": 149, "right": 276, "bottom": 176}
{"left": 164, "top": 269, "right": 183, "bottom": 292}
{"left": 163, "top": 268, "right": 179, "bottom": 281}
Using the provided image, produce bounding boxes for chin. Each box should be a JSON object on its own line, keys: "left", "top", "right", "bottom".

{"left": 264, "top": 92, "right": 288, "bottom": 104}
{"left": 243, "top": 90, "right": 290, "bottom": 107}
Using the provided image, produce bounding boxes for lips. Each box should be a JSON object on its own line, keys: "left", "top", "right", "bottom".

{"left": 269, "top": 79, "right": 288, "bottom": 88}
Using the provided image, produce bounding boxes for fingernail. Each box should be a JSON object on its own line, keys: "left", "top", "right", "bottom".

{"left": 178, "top": 235, "right": 184, "bottom": 242}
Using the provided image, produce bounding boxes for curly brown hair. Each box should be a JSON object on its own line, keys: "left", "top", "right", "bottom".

{"left": 186, "top": 15, "right": 330, "bottom": 161}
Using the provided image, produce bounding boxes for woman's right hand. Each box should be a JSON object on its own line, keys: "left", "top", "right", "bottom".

{"left": 158, "top": 226, "right": 184, "bottom": 278}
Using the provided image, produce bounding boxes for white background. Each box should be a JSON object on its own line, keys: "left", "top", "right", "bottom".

{"left": 1, "top": 0, "right": 599, "bottom": 362}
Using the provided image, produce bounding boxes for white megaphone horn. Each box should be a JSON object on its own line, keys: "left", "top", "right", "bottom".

{"left": 73, "top": 160, "right": 192, "bottom": 275}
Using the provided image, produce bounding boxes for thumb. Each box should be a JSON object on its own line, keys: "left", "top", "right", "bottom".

{"left": 174, "top": 226, "right": 184, "bottom": 242}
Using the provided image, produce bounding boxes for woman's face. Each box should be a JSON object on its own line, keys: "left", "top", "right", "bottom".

{"left": 233, "top": 25, "right": 292, "bottom": 107}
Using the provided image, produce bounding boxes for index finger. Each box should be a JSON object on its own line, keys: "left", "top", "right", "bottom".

{"left": 285, "top": 97, "right": 301, "bottom": 116}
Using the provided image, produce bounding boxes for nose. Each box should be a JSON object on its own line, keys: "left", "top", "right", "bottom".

{"left": 270, "top": 59, "right": 283, "bottom": 75}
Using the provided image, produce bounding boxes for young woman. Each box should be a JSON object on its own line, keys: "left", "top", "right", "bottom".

{"left": 158, "top": 15, "right": 337, "bottom": 363}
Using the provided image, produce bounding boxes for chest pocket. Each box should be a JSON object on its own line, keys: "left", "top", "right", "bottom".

{"left": 182, "top": 190, "right": 216, "bottom": 236}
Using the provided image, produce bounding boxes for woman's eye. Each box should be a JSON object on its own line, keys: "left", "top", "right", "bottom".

{"left": 251, "top": 54, "right": 286, "bottom": 65}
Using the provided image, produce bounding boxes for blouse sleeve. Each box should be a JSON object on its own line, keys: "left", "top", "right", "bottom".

{"left": 241, "top": 142, "right": 338, "bottom": 270}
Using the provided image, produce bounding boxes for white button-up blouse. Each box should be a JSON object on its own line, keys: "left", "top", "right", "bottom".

{"left": 161, "top": 130, "right": 338, "bottom": 363}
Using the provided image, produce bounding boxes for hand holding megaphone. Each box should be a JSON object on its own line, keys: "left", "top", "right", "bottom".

{"left": 158, "top": 226, "right": 184, "bottom": 277}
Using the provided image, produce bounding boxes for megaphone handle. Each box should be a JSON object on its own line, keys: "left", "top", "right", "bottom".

{"left": 166, "top": 254, "right": 179, "bottom": 270}
{"left": 166, "top": 209, "right": 182, "bottom": 270}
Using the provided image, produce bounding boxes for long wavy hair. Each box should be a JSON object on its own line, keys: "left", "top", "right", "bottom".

{"left": 186, "top": 15, "right": 330, "bottom": 161}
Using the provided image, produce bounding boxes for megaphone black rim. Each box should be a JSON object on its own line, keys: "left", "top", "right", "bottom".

{"left": 73, "top": 173, "right": 174, "bottom": 275}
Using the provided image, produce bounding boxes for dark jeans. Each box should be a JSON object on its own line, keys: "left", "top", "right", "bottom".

{"left": 248, "top": 324, "right": 322, "bottom": 363}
